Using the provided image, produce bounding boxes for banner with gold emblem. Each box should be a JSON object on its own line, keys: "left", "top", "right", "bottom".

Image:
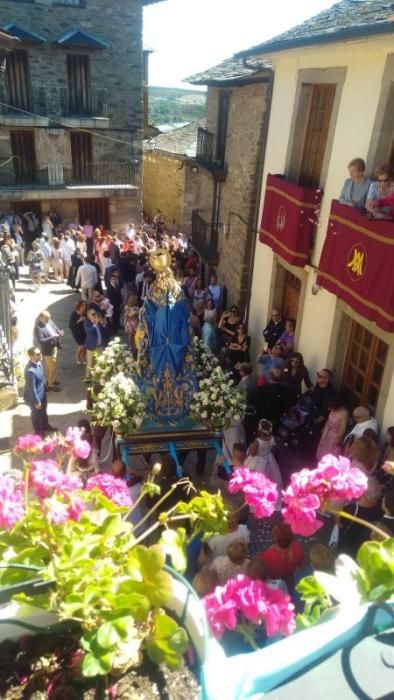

{"left": 317, "top": 200, "right": 394, "bottom": 332}
{"left": 259, "top": 174, "right": 321, "bottom": 267}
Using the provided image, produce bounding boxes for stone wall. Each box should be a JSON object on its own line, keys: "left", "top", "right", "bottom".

{"left": 218, "top": 82, "right": 268, "bottom": 310}
{"left": 143, "top": 150, "right": 186, "bottom": 228}
{"left": 0, "top": 0, "right": 144, "bottom": 225}
{"left": 192, "top": 82, "right": 268, "bottom": 310}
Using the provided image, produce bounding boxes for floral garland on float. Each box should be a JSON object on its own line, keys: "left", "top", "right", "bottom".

{"left": 88, "top": 337, "right": 135, "bottom": 388}
{"left": 189, "top": 365, "right": 246, "bottom": 431}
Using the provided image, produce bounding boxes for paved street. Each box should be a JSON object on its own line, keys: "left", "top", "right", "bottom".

{"left": 0, "top": 269, "right": 86, "bottom": 470}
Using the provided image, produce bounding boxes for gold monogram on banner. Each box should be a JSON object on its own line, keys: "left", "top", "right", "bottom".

{"left": 276, "top": 205, "right": 286, "bottom": 233}
{"left": 346, "top": 244, "right": 367, "bottom": 282}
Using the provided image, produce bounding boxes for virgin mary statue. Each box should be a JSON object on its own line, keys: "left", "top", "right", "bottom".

{"left": 135, "top": 248, "right": 197, "bottom": 421}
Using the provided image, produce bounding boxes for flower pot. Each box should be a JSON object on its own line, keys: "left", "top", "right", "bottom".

{"left": 0, "top": 601, "right": 58, "bottom": 642}
{"left": 201, "top": 602, "right": 394, "bottom": 700}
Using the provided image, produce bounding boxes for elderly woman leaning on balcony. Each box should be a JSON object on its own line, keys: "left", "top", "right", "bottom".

{"left": 339, "top": 157, "right": 371, "bottom": 209}
{"left": 365, "top": 163, "right": 394, "bottom": 219}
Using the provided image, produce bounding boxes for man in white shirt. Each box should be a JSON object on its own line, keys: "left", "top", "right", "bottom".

{"left": 75, "top": 257, "right": 98, "bottom": 302}
{"left": 83, "top": 219, "right": 94, "bottom": 256}
{"left": 61, "top": 233, "right": 75, "bottom": 279}
{"left": 344, "top": 406, "right": 378, "bottom": 444}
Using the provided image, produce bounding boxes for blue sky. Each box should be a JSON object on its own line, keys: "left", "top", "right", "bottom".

{"left": 144, "top": 0, "right": 335, "bottom": 89}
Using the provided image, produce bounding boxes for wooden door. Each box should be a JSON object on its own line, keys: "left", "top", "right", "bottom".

{"left": 10, "top": 130, "right": 37, "bottom": 185}
{"left": 342, "top": 320, "right": 388, "bottom": 413}
{"left": 78, "top": 198, "right": 110, "bottom": 229}
{"left": 299, "top": 84, "right": 336, "bottom": 188}
{"left": 70, "top": 131, "right": 92, "bottom": 183}
{"left": 67, "top": 54, "right": 90, "bottom": 115}
{"left": 6, "top": 50, "right": 31, "bottom": 111}
{"left": 282, "top": 271, "right": 301, "bottom": 321}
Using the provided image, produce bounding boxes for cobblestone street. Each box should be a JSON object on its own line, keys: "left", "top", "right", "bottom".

{"left": 0, "top": 270, "right": 86, "bottom": 470}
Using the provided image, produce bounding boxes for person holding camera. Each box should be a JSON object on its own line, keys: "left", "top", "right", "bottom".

{"left": 34, "top": 310, "right": 64, "bottom": 391}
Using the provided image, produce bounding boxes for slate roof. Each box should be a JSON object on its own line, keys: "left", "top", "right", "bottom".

{"left": 55, "top": 29, "right": 108, "bottom": 49}
{"left": 2, "top": 23, "right": 45, "bottom": 43}
{"left": 185, "top": 55, "right": 271, "bottom": 86}
{"left": 144, "top": 119, "right": 206, "bottom": 158}
{"left": 237, "top": 0, "right": 394, "bottom": 57}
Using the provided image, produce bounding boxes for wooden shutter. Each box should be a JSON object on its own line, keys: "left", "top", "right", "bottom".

{"left": 70, "top": 131, "right": 92, "bottom": 183}
{"left": 299, "top": 84, "right": 336, "bottom": 188}
{"left": 67, "top": 54, "right": 90, "bottom": 115}
{"left": 6, "top": 50, "right": 31, "bottom": 111}
{"left": 342, "top": 320, "right": 388, "bottom": 413}
{"left": 282, "top": 271, "right": 301, "bottom": 321}
{"left": 10, "top": 130, "right": 37, "bottom": 184}
{"left": 215, "top": 91, "right": 230, "bottom": 164}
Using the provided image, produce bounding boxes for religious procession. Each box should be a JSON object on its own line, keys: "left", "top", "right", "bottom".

{"left": 0, "top": 0, "right": 393, "bottom": 698}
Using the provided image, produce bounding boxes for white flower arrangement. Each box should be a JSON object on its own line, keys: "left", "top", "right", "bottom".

{"left": 89, "top": 337, "right": 135, "bottom": 387}
{"left": 87, "top": 372, "right": 147, "bottom": 434}
{"left": 193, "top": 336, "right": 219, "bottom": 379}
{"left": 190, "top": 365, "right": 246, "bottom": 430}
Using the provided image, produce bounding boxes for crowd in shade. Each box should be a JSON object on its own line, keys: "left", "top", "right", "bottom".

{"left": 2, "top": 202, "right": 394, "bottom": 659}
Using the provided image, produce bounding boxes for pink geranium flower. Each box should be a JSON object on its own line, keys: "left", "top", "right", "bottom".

{"left": 45, "top": 497, "right": 70, "bottom": 525}
{"left": 14, "top": 434, "right": 44, "bottom": 453}
{"left": 203, "top": 575, "right": 295, "bottom": 641}
{"left": 229, "top": 467, "right": 278, "bottom": 518}
{"left": 86, "top": 473, "right": 132, "bottom": 507}
{"left": 64, "top": 427, "right": 91, "bottom": 460}
{"left": 282, "top": 455, "right": 368, "bottom": 536}
{"left": 30, "top": 459, "right": 64, "bottom": 498}
{"left": 0, "top": 475, "right": 24, "bottom": 529}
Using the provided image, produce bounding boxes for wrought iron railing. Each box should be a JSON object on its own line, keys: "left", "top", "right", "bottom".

{"left": 196, "top": 127, "right": 225, "bottom": 171}
{"left": 0, "top": 265, "right": 13, "bottom": 387}
{"left": 0, "top": 161, "right": 138, "bottom": 188}
{"left": 0, "top": 84, "right": 47, "bottom": 117}
{"left": 191, "top": 210, "right": 219, "bottom": 262}
{"left": 60, "top": 87, "right": 108, "bottom": 118}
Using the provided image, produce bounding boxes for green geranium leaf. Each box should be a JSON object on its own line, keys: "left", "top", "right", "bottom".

{"left": 114, "top": 594, "right": 150, "bottom": 623}
{"left": 146, "top": 612, "right": 189, "bottom": 669}
{"left": 159, "top": 528, "right": 187, "bottom": 573}
{"left": 82, "top": 650, "right": 114, "bottom": 677}
{"left": 97, "top": 621, "right": 122, "bottom": 649}
{"left": 296, "top": 575, "right": 329, "bottom": 604}
{"left": 127, "top": 545, "right": 173, "bottom": 607}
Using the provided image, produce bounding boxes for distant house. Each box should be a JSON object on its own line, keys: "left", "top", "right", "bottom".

{"left": 143, "top": 119, "right": 205, "bottom": 232}
{"left": 185, "top": 55, "right": 272, "bottom": 311}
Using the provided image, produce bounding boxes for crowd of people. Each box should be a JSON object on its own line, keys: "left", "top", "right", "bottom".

{"left": 4, "top": 203, "right": 394, "bottom": 652}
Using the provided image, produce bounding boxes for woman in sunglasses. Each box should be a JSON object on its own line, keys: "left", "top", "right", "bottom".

{"left": 366, "top": 163, "right": 394, "bottom": 219}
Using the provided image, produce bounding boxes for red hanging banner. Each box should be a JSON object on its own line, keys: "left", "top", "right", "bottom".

{"left": 317, "top": 200, "right": 394, "bottom": 332}
{"left": 259, "top": 174, "right": 322, "bottom": 267}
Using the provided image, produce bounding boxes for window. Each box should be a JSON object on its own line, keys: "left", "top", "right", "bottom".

{"left": 215, "top": 91, "right": 230, "bottom": 165}
{"left": 342, "top": 320, "right": 388, "bottom": 413}
{"left": 299, "top": 84, "right": 336, "bottom": 188}
{"left": 70, "top": 131, "right": 92, "bottom": 183}
{"left": 78, "top": 198, "right": 109, "bottom": 229}
{"left": 10, "top": 130, "right": 37, "bottom": 185}
{"left": 67, "top": 54, "right": 90, "bottom": 115}
{"left": 6, "top": 50, "right": 31, "bottom": 111}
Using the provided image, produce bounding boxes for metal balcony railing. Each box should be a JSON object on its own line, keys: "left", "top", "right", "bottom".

{"left": 60, "top": 87, "right": 108, "bottom": 118}
{"left": 196, "top": 127, "right": 226, "bottom": 172}
{"left": 0, "top": 84, "right": 47, "bottom": 117}
{"left": 0, "top": 162, "right": 138, "bottom": 189}
{"left": 191, "top": 210, "right": 219, "bottom": 262}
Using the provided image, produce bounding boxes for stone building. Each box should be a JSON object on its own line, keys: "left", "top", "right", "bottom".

{"left": 242, "top": 0, "right": 394, "bottom": 429}
{"left": 185, "top": 57, "right": 272, "bottom": 311}
{"left": 143, "top": 119, "right": 204, "bottom": 232}
{"left": 0, "top": 0, "right": 163, "bottom": 229}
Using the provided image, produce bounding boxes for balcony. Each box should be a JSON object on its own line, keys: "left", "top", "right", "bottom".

{"left": 191, "top": 210, "right": 219, "bottom": 264}
{"left": 196, "top": 127, "right": 226, "bottom": 178}
{"left": 317, "top": 200, "right": 394, "bottom": 333}
{"left": 259, "top": 173, "right": 322, "bottom": 267}
{"left": 60, "top": 88, "right": 108, "bottom": 118}
{"left": 0, "top": 162, "right": 138, "bottom": 191}
{"left": 0, "top": 85, "right": 48, "bottom": 119}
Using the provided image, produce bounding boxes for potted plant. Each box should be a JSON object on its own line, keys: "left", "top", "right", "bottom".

{"left": 0, "top": 430, "right": 229, "bottom": 698}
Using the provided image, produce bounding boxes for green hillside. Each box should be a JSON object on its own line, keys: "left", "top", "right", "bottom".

{"left": 148, "top": 86, "right": 206, "bottom": 125}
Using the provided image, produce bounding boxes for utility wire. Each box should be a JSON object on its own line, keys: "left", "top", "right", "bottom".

{"left": 0, "top": 102, "right": 137, "bottom": 148}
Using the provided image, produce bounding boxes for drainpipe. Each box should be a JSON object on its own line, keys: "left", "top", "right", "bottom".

{"left": 244, "top": 71, "right": 274, "bottom": 325}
